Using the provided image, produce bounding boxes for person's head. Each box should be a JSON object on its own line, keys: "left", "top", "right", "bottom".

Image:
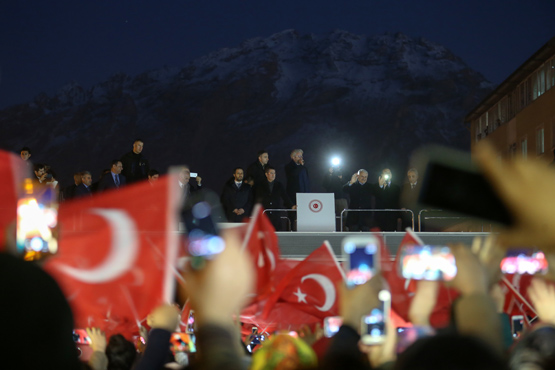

{"left": 20, "top": 147, "right": 31, "bottom": 161}
{"left": 357, "top": 169, "right": 368, "bottom": 184}
{"left": 111, "top": 160, "right": 123, "bottom": 175}
{"left": 265, "top": 166, "right": 276, "bottom": 182}
{"left": 34, "top": 163, "right": 45, "bottom": 177}
{"left": 148, "top": 169, "right": 159, "bottom": 183}
{"left": 178, "top": 166, "right": 190, "bottom": 184}
{"left": 73, "top": 172, "right": 82, "bottom": 185}
{"left": 290, "top": 149, "right": 303, "bottom": 164}
{"left": 407, "top": 168, "right": 418, "bottom": 185}
{"left": 510, "top": 325, "right": 555, "bottom": 370}
{"left": 395, "top": 333, "right": 507, "bottom": 370}
{"left": 381, "top": 168, "right": 392, "bottom": 182}
{"left": 233, "top": 167, "right": 244, "bottom": 182}
{"left": 81, "top": 171, "right": 92, "bottom": 187}
{"left": 105, "top": 334, "right": 137, "bottom": 370}
{"left": 132, "top": 139, "right": 144, "bottom": 155}
{"left": 258, "top": 150, "right": 269, "bottom": 166}
{"left": 245, "top": 175, "right": 254, "bottom": 187}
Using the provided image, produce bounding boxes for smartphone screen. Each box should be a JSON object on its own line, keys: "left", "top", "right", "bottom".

{"left": 396, "top": 326, "right": 435, "bottom": 353}
{"left": 324, "top": 316, "right": 343, "bottom": 337}
{"left": 170, "top": 332, "right": 196, "bottom": 354}
{"left": 185, "top": 310, "right": 195, "bottom": 334}
{"left": 182, "top": 191, "right": 226, "bottom": 268}
{"left": 361, "top": 290, "right": 390, "bottom": 345}
{"left": 407, "top": 146, "right": 514, "bottom": 226}
{"left": 343, "top": 236, "right": 379, "bottom": 287}
{"left": 501, "top": 249, "right": 548, "bottom": 275}
{"left": 17, "top": 183, "right": 58, "bottom": 261}
{"left": 511, "top": 315, "right": 524, "bottom": 339}
{"left": 399, "top": 245, "right": 457, "bottom": 281}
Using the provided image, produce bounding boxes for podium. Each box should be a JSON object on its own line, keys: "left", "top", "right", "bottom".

{"left": 296, "top": 193, "right": 336, "bottom": 232}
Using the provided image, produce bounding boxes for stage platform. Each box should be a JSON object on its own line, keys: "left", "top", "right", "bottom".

{"left": 276, "top": 231, "right": 490, "bottom": 260}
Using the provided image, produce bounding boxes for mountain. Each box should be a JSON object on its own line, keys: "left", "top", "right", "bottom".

{"left": 0, "top": 29, "right": 493, "bottom": 193}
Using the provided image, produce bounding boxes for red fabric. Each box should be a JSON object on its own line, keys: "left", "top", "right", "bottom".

{"left": 501, "top": 274, "right": 535, "bottom": 319}
{"left": 262, "top": 242, "right": 345, "bottom": 320}
{"left": 44, "top": 175, "right": 180, "bottom": 339}
{"left": 0, "top": 151, "right": 29, "bottom": 251}
{"left": 241, "top": 204, "right": 281, "bottom": 299}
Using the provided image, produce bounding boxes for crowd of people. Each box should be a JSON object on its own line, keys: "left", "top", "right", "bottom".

{"left": 5, "top": 140, "right": 555, "bottom": 370}
{"left": 21, "top": 142, "right": 425, "bottom": 232}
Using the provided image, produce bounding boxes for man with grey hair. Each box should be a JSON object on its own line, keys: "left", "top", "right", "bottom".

{"left": 342, "top": 169, "right": 374, "bottom": 231}
{"left": 74, "top": 171, "right": 93, "bottom": 198}
{"left": 285, "top": 149, "right": 310, "bottom": 202}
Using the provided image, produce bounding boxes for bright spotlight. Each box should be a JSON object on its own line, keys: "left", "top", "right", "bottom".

{"left": 331, "top": 157, "right": 341, "bottom": 166}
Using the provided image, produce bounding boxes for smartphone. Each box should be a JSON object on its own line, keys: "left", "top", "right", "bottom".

{"left": 17, "top": 181, "right": 59, "bottom": 261}
{"left": 170, "top": 332, "right": 196, "bottom": 354}
{"left": 511, "top": 315, "right": 524, "bottom": 339}
{"left": 72, "top": 329, "right": 91, "bottom": 345}
{"left": 361, "top": 290, "right": 391, "bottom": 345}
{"left": 404, "top": 146, "right": 514, "bottom": 226}
{"left": 182, "top": 191, "right": 226, "bottom": 268}
{"left": 399, "top": 245, "right": 457, "bottom": 281}
{"left": 323, "top": 316, "right": 343, "bottom": 338}
{"left": 190, "top": 172, "right": 198, "bottom": 178}
{"left": 501, "top": 249, "right": 548, "bottom": 275}
{"left": 185, "top": 310, "right": 195, "bottom": 334}
{"left": 342, "top": 236, "right": 380, "bottom": 287}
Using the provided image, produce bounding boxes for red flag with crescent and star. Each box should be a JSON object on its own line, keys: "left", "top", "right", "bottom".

{"left": 241, "top": 204, "right": 281, "bottom": 299}
{"left": 261, "top": 241, "right": 345, "bottom": 320}
{"left": 43, "top": 174, "right": 181, "bottom": 339}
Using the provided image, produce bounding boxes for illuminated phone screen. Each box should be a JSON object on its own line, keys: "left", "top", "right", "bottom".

{"left": 399, "top": 245, "right": 457, "bottom": 281}
{"left": 345, "top": 242, "right": 377, "bottom": 286}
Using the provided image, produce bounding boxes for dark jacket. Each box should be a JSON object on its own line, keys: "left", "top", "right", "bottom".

{"left": 221, "top": 179, "right": 253, "bottom": 222}
{"left": 255, "top": 180, "right": 293, "bottom": 210}
{"left": 343, "top": 182, "right": 374, "bottom": 209}
{"left": 120, "top": 151, "right": 149, "bottom": 184}
{"left": 323, "top": 172, "right": 347, "bottom": 200}
{"left": 246, "top": 160, "right": 268, "bottom": 187}
{"left": 74, "top": 183, "right": 92, "bottom": 198}
{"left": 97, "top": 172, "right": 127, "bottom": 192}
{"left": 284, "top": 160, "right": 310, "bottom": 202}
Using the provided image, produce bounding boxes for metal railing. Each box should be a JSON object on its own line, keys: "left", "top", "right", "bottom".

{"left": 417, "top": 209, "right": 492, "bottom": 232}
{"left": 262, "top": 209, "right": 297, "bottom": 231}
{"left": 340, "top": 209, "right": 414, "bottom": 231}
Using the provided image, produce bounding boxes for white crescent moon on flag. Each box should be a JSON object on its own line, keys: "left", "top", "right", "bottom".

{"left": 56, "top": 209, "right": 139, "bottom": 283}
{"left": 301, "top": 273, "right": 335, "bottom": 312}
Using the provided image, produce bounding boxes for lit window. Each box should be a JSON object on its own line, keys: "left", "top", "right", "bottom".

{"left": 537, "top": 128, "right": 545, "bottom": 155}
{"left": 522, "top": 138, "right": 528, "bottom": 159}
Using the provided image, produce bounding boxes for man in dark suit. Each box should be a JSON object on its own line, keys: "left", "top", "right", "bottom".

{"left": 97, "top": 160, "right": 126, "bottom": 192}
{"left": 284, "top": 149, "right": 310, "bottom": 202}
{"left": 221, "top": 167, "right": 253, "bottom": 222}
{"left": 74, "top": 171, "right": 93, "bottom": 198}
{"left": 63, "top": 172, "right": 82, "bottom": 201}
{"left": 246, "top": 150, "right": 270, "bottom": 188}
{"left": 178, "top": 166, "right": 202, "bottom": 205}
{"left": 343, "top": 169, "right": 374, "bottom": 231}
{"left": 373, "top": 168, "right": 401, "bottom": 231}
{"left": 401, "top": 168, "right": 421, "bottom": 230}
{"left": 254, "top": 166, "right": 296, "bottom": 231}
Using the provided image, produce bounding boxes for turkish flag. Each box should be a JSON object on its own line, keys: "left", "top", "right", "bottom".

{"left": 501, "top": 274, "right": 536, "bottom": 321}
{"left": 262, "top": 241, "right": 345, "bottom": 320}
{"left": 44, "top": 174, "right": 181, "bottom": 338}
{"left": 241, "top": 204, "right": 281, "bottom": 298}
{"left": 0, "top": 150, "right": 30, "bottom": 251}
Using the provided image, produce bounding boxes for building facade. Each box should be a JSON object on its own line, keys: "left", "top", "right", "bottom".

{"left": 465, "top": 37, "right": 555, "bottom": 162}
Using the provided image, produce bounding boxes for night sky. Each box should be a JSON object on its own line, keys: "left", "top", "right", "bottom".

{"left": 1, "top": 0, "right": 554, "bottom": 110}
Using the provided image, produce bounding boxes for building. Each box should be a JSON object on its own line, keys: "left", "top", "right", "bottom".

{"left": 465, "top": 37, "right": 555, "bottom": 161}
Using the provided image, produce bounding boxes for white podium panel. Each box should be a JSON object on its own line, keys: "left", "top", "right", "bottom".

{"left": 296, "top": 193, "right": 335, "bottom": 232}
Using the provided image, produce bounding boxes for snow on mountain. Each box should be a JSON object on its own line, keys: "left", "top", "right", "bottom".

{"left": 0, "top": 30, "right": 492, "bottom": 191}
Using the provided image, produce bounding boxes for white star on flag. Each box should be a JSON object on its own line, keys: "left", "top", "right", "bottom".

{"left": 293, "top": 287, "right": 307, "bottom": 303}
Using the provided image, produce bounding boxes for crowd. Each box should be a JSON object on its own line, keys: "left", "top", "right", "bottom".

{"left": 21, "top": 142, "right": 423, "bottom": 232}
{"left": 4, "top": 140, "right": 555, "bottom": 370}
